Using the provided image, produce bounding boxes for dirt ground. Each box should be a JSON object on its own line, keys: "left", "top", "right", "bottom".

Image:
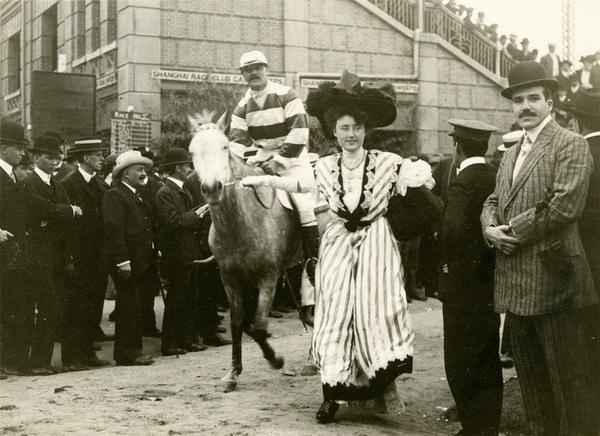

{"left": 0, "top": 297, "right": 525, "bottom": 436}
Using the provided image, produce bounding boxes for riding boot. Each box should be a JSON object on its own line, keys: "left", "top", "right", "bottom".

{"left": 301, "top": 225, "right": 320, "bottom": 286}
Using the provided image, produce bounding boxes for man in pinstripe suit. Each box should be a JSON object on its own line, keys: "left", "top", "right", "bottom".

{"left": 481, "top": 61, "right": 598, "bottom": 435}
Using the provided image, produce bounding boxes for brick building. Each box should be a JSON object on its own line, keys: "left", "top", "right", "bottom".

{"left": 1, "top": 0, "right": 514, "bottom": 155}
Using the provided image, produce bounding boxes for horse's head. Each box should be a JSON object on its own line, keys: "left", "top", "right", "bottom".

{"left": 188, "top": 112, "right": 232, "bottom": 205}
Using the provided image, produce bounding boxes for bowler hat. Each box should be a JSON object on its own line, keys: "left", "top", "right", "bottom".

{"left": 501, "top": 61, "right": 558, "bottom": 99}
{"left": 448, "top": 119, "right": 497, "bottom": 143}
{"left": 580, "top": 55, "right": 595, "bottom": 64}
{"left": 29, "top": 135, "right": 63, "bottom": 155}
{"left": 69, "top": 138, "right": 107, "bottom": 155}
{"left": 42, "top": 130, "right": 66, "bottom": 144}
{"left": 305, "top": 70, "right": 397, "bottom": 139}
{"left": 112, "top": 150, "right": 153, "bottom": 179}
{"left": 0, "top": 119, "right": 29, "bottom": 147}
{"left": 239, "top": 51, "right": 268, "bottom": 70}
{"left": 563, "top": 88, "right": 600, "bottom": 121}
{"left": 163, "top": 147, "right": 192, "bottom": 167}
{"left": 521, "top": 38, "right": 530, "bottom": 45}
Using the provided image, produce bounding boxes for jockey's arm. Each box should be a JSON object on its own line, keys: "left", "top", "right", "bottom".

{"left": 278, "top": 94, "right": 309, "bottom": 161}
{"left": 240, "top": 175, "right": 312, "bottom": 194}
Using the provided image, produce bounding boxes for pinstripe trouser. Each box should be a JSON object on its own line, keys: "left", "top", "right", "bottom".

{"left": 508, "top": 307, "right": 599, "bottom": 436}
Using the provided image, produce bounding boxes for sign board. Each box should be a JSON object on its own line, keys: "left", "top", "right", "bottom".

{"left": 151, "top": 69, "right": 285, "bottom": 85}
{"left": 110, "top": 111, "right": 156, "bottom": 154}
{"left": 31, "top": 71, "right": 96, "bottom": 143}
{"left": 97, "top": 72, "right": 117, "bottom": 89}
{"left": 300, "top": 77, "right": 418, "bottom": 94}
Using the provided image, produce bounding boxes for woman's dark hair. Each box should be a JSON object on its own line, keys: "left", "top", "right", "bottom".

{"left": 323, "top": 104, "right": 369, "bottom": 137}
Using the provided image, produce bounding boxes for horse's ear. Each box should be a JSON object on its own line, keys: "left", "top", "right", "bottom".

{"left": 187, "top": 114, "right": 200, "bottom": 134}
{"left": 215, "top": 110, "right": 229, "bottom": 132}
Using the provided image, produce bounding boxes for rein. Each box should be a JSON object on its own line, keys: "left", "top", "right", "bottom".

{"left": 223, "top": 177, "right": 276, "bottom": 210}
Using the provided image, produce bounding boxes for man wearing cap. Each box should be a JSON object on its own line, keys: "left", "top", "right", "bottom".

{"left": 229, "top": 50, "right": 320, "bottom": 283}
{"left": 576, "top": 55, "right": 598, "bottom": 90}
{"left": 102, "top": 150, "right": 155, "bottom": 366}
{"left": 481, "top": 61, "right": 598, "bottom": 434}
{"left": 22, "top": 135, "right": 83, "bottom": 374}
{"left": 440, "top": 119, "right": 502, "bottom": 436}
{"left": 540, "top": 43, "right": 561, "bottom": 78}
{"left": 61, "top": 139, "right": 111, "bottom": 367}
{"left": 519, "top": 39, "right": 536, "bottom": 62}
{"left": 155, "top": 148, "right": 208, "bottom": 356}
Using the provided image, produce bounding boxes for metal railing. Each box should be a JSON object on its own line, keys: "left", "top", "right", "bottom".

{"left": 367, "top": 0, "right": 516, "bottom": 77}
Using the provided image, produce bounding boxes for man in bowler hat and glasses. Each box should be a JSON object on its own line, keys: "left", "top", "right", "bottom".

{"left": 102, "top": 150, "right": 156, "bottom": 366}
{"left": 481, "top": 61, "right": 598, "bottom": 435}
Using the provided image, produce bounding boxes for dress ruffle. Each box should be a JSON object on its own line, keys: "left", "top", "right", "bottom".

{"left": 395, "top": 159, "right": 435, "bottom": 196}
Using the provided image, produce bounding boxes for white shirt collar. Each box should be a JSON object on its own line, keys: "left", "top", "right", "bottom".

{"left": 78, "top": 167, "right": 94, "bottom": 183}
{"left": 524, "top": 115, "right": 553, "bottom": 144}
{"left": 121, "top": 181, "right": 137, "bottom": 194}
{"left": 0, "top": 158, "right": 14, "bottom": 176}
{"left": 167, "top": 177, "right": 184, "bottom": 189}
{"left": 458, "top": 156, "right": 486, "bottom": 173}
{"left": 34, "top": 167, "right": 52, "bottom": 185}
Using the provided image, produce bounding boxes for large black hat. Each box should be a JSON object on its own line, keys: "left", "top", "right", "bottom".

{"left": 42, "top": 130, "right": 66, "bottom": 144}
{"left": 163, "top": 147, "right": 192, "bottom": 167}
{"left": 29, "top": 135, "right": 62, "bottom": 155}
{"left": 305, "top": 70, "right": 397, "bottom": 138}
{"left": 0, "top": 119, "right": 29, "bottom": 147}
{"left": 69, "top": 138, "right": 107, "bottom": 156}
{"left": 501, "top": 61, "right": 558, "bottom": 99}
{"left": 563, "top": 88, "right": 600, "bottom": 122}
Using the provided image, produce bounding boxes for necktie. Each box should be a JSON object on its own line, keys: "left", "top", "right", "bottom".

{"left": 512, "top": 134, "right": 532, "bottom": 181}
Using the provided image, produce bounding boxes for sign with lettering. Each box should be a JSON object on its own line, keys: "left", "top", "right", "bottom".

{"left": 300, "top": 77, "right": 418, "bottom": 94}
{"left": 97, "top": 72, "right": 117, "bottom": 89}
{"left": 151, "top": 70, "right": 285, "bottom": 85}
{"left": 111, "top": 111, "right": 156, "bottom": 153}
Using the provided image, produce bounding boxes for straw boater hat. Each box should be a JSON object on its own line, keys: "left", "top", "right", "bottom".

{"left": 305, "top": 70, "right": 397, "bottom": 139}
{"left": 29, "top": 135, "right": 63, "bottom": 155}
{"left": 111, "top": 150, "right": 153, "bottom": 180}
{"left": 69, "top": 138, "right": 107, "bottom": 156}
{"left": 501, "top": 61, "right": 558, "bottom": 99}
{"left": 0, "top": 119, "right": 29, "bottom": 147}
{"left": 498, "top": 130, "right": 523, "bottom": 152}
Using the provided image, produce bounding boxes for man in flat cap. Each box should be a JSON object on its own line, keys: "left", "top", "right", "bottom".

{"left": 481, "top": 61, "right": 598, "bottom": 434}
{"left": 229, "top": 50, "right": 320, "bottom": 285}
{"left": 440, "top": 119, "right": 502, "bottom": 436}
{"left": 102, "top": 150, "right": 155, "bottom": 366}
{"left": 22, "top": 135, "right": 83, "bottom": 374}
{"left": 61, "top": 139, "right": 111, "bottom": 368}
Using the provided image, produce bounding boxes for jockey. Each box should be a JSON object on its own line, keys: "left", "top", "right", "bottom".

{"left": 229, "top": 50, "right": 320, "bottom": 283}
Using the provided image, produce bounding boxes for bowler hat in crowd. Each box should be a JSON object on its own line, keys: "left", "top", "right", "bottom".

{"left": 69, "top": 138, "right": 106, "bottom": 156}
{"left": 305, "top": 70, "right": 397, "bottom": 139}
{"left": 580, "top": 55, "right": 596, "bottom": 64}
{"left": 564, "top": 88, "right": 600, "bottom": 122}
{"left": 448, "top": 119, "right": 497, "bottom": 143}
{"left": 112, "top": 150, "right": 153, "bottom": 179}
{"left": 0, "top": 119, "right": 29, "bottom": 147}
{"left": 42, "top": 130, "right": 66, "bottom": 144}
{"left": 501, "top": 61, "right": 558, "bottom": 99}
{"left": 162, "top": 148, "right": 192, "bottom": 167}
{"left": 239, "top": 51, "right": 268, "bottom": 70}
{"left": 29, "top": 135, "right": 63, "bottom": 156}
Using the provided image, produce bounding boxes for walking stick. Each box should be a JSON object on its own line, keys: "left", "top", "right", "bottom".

{"left": 283, "top": 270, "right": 308, "bottom": 332}
{"left": 157, "top": 258, "right": 179, "bottom": 358}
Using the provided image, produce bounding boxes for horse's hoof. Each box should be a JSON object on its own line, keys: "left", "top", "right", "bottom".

{"left": 221, "top": 380, "right": 237, "bottom": 393}
{"left": 300, "top": 363, "right": 318, "bottom": 376}
{"left": 270, "top": 356, "right": 284, "bottom": 370}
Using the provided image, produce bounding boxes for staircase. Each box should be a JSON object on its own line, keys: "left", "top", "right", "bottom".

{"left": 367, "top": 0, "right": 516, "bottom": 77}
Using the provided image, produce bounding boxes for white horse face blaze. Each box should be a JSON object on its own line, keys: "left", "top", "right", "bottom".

{"left": 189, "top": 128, "right": 232, "bottom": 200}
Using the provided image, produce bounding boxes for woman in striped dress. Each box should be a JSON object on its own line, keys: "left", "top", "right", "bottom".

{"left": 306, "top": 71, "right": 434, "bottom": 423}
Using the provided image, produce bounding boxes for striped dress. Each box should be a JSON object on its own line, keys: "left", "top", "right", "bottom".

{"left": 313, "top": 150, "right": 418, "bottom": 405}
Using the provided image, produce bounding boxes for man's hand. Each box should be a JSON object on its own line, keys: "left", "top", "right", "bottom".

{"left": 0, "top": 229, "right": 14, "bottom": 243}
{"left": 484, "top": 224, "right": 519, "bottom": 255}
{"left": 260, "top": 159, "right": 285, "bottom": 175}
{"left": 73, "top": 205, "right": 83, "bottom": 217}
{"left": 195, "top": 204, "right": 210, "bottom": 218}
{"left": 118, "top": 263, "right": 132, "bottom": 279}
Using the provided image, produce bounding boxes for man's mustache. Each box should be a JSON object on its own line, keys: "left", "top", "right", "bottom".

{"left": 519, "top": 110, "right": 537, "bottom": 118}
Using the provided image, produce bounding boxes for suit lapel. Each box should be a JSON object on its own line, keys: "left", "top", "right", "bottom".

{"left": 77, "top": 170, "right": 96, "bottom": 199}
{"left": 33, "top": 171, "right": 54, "bottom": 198}
{"left": 505, "top": 120, "right": 558, "bottom": 207}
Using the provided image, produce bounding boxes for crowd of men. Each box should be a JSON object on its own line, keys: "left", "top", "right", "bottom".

{"left": 0, "top": 128, "right": 232, "bottom": 375}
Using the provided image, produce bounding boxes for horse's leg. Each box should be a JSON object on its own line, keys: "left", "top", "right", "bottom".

{"left": 249, "top": 274, "right": 284, "bottom": 369}
{"left": 220, "top": 278, "right": 243, "bottom": 393}
{"left": 300, "top": 345, "right": 318, "bottom": 376}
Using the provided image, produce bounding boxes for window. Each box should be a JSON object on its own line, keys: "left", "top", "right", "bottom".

{"left": 7, "top": 32, "right": 21, "bottom": 93}
{"left": 41, "top": 4, "right": 58, "bottom": 71}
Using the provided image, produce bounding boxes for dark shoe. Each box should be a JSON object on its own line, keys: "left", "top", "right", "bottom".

{"left": 500, "top": 353, "right": 514, "bottom": 368}
{"left": 161, "top": 347, "right": 187, "bottom": 357}
{"left": 268, "top": 309, "right": 283, "bottom": 319}
{"left": 183, "top": 342, "right": 207, "bottom": 352}
{"left": 142, "top": 328, "right": 161, "bottom": 338}
{"left": 216, "top": 326, "right": 227, "bottom": 333}
{"left": 2, "top": 367, "right": 28, "bottom": 376}
{"left": 82, "top": 357, "right": 111, "bottom": 367}
{"left": 28, "top": 367, "right": 55, "bottom": 376}
{"left": 300, "top": 305, "right": 314, "bottom": 328}
{"left": 316, "top": 400, "right": 339, "bottom": 423}
{"left": 274, "top": 305, "right": 291, "bottom": 314}
{"left": 64, "top": 363, "right": 89, "bottom": 372}
{"left": 116, "top": 356, "right": 154, "bottom": 366}
{"left": 203, "top": 333, "right": 232, "bottom": 346}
